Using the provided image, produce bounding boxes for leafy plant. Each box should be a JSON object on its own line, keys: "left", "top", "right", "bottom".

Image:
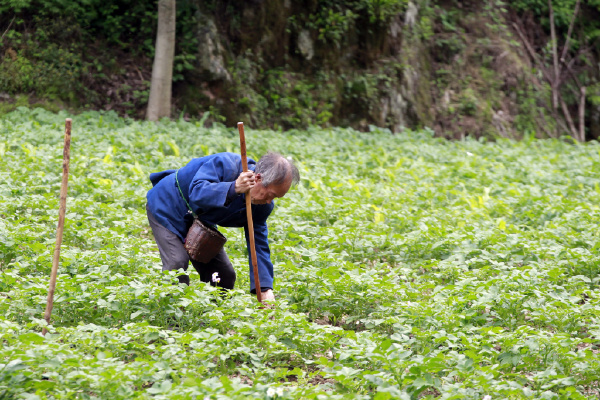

{"left": 2, "top": 109, "right": 600, "bottom": 398}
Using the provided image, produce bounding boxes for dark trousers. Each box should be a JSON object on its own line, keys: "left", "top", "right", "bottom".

{"left": 146, "top": 204, "right": 236, "bottom": 289}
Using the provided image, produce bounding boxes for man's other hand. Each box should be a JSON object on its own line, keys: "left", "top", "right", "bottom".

{"left": 262, "top": 289, "right": 275, "bottom": 302}
{"left": 235, "top": 171, "right": 256, "bottom": 193}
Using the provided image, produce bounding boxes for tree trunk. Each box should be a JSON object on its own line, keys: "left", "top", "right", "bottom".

{"left": 548, "top": 0, "right": 559, "bottom": 112}
{"left": 146, "top": 0, "right": 176, "bottom": 121}
{"left": 579, "top": 86, "right": 586, "bottom": 142}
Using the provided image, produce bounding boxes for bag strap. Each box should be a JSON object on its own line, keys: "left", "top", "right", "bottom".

{"left": 175, "top": 169, "right": 197, "bottom": 219}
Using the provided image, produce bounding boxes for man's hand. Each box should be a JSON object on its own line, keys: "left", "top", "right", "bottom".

{"left": 261, "top": 289, "right": 275, "bottom": 302}
{"left": 235, "top": 171, "right": 256, "bottom": 194}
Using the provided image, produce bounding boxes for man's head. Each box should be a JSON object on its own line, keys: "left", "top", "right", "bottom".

{"left": 249, "top": 152, "right": 300, "bottom": 204}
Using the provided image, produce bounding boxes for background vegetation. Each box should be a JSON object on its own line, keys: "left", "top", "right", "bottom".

{"left": 2, "top": 108, "right": 600, "bottom": 398}
{"left": 2, "top": 1, "right": 600, "bottom": 398}
{"left": 1, "top": 0, "right": 599, "bottom": 138}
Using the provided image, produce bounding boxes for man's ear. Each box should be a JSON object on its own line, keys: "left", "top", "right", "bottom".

{"left": 255, "top": 173, "right": 262, "bottom": 182}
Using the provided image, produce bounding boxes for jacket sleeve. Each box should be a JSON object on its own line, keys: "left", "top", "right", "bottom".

{"left": 188, "top": 155, "right": 239, "bottom": 213}
{"left": 244, "top": 220, "right": 274, "bottom": 292}
{"left": 149, "top": 169, "right": 176, "bottom": 186}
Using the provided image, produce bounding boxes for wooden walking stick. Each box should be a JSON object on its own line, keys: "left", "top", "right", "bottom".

{"left": 238, "top": 122, "right": 263, "bottom": 303}
{"left": 42, "top": 118, "right": 72, "bottom": 336}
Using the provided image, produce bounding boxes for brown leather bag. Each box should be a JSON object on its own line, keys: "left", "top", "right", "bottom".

{"left": 175, "top": 169, "right": 227, "bottom": 263}
{"left": 184, "top": 218, "right": 227, "bottom": 263}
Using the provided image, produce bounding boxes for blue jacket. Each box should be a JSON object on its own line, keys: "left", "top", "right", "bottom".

{"left": 146, "top": 152, "right": 274, "bottom": 291}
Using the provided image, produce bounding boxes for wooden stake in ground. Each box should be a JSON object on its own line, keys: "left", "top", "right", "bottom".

{"left": 237, "top": 122, "right": 262, "bottom": 304}
{"left": 42, "top": 118, "right": 72, "bottom": 336}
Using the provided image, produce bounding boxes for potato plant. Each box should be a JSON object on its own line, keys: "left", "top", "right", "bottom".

{"left": 1, "top": 108, "right": 600, "bottom": 399}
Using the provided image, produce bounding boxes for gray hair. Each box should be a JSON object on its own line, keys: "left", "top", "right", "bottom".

{"left": 256, "top": 152, "right": 300, "bottom": 187}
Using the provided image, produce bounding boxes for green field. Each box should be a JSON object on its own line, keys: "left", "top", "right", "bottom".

{"left": 1, "top": 108, "right": 600, "bottom": 399}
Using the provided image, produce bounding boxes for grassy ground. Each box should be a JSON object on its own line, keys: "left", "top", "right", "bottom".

{"left": 1, "top": 108, "right": 599, "bottom": 399}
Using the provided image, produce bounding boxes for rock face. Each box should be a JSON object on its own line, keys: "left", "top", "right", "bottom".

{"left": 378, "top": 89, "right": 408, "bottom": 133}
{"left": 405, "top": 1, "right": 418, "bottom": 27}
{"left": 181, "top": 0, "right": 596, "bottom": 138}
{"left": 196, "top": 12, "right": 230, "bottom": 82}
{"left": 368, "top": 2, "right": 433, "bottom": 133}
{"left": 199, "top": 3, "right": 436, "bottom": 133}
{"left": 297, "top": 30, "right": 314, "bottom": 61}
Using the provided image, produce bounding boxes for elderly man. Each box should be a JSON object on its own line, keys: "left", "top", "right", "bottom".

{"left": 146, "top": 151, "right": 299, "bottom": 301}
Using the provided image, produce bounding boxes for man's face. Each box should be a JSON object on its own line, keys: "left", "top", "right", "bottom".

{"left": 249, "top": 174, "right": 292, "bottom": 205}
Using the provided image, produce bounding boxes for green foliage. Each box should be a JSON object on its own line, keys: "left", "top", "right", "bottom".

{"left": 358, "top": 0, "right": 408, "bottom": 23}
{"left": 228, "top": 63, "right": 337, "bottom": 130}
{"left": 306, "top": 9, "right": 358, "bottom": 45}
{"left": 588, "top": 83, "right": 600, "bottom": 106}
{"left": 0, "top": 0, "right": 199, "bottom": 113}
{"left": 262, "top": 70, "right": 334, "bottom": 128}
{"left": 427, "top": 1, "right": 569, "bottom": 139}
{"left": 0, "top": 0, "right": 157, "bottom": 49}
{"left": 0, "top": 0, "right": 31, "bottom": 13}
{"left": 512, "top": 0, "right": 600, "bottom": 37}
{"left": 0, "top": 42, "right": 87, "bottom": 101}
{"left": 456, "top": 87, "right": 477, "bottom": 116}
{"left": 0, "top": 0, "right": 598, "bottom": 136}
{"left": 341, "top": 67, "right": 399, "bottom": 124}
{"left": 3, "top": 109, "right": 600, "bottom": 398}
{"left": 288, "top": 0, "right": 408, "bottom": 47}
